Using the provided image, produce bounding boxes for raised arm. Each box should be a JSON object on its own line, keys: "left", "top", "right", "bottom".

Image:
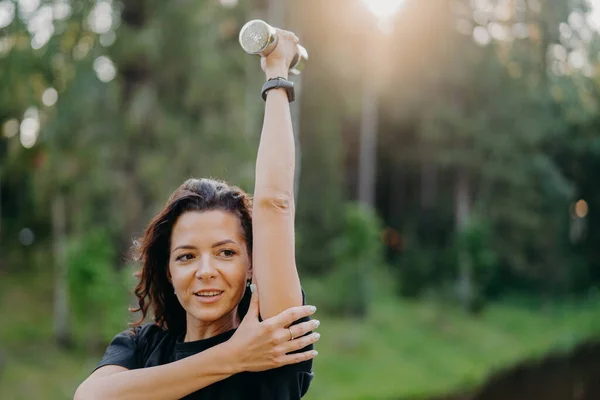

{"left": 252, "top": 30, "right": 303, "bottom": 320}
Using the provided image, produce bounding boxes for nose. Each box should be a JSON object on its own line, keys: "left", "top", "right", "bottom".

{"left": 195, "top": 255, "right": 217, "bottom": 280}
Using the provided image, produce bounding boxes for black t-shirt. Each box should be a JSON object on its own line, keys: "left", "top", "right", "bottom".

{"left": 96, "top": 319, "right": 314, "bottom": 399}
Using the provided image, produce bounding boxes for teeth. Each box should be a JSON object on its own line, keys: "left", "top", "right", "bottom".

{"left": 195, "top": 291, "right": 222, "bottom": 297}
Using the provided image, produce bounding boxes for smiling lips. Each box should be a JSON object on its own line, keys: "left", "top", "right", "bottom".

{"left": 193, "top": 290, "right": 224, "bottom": 303}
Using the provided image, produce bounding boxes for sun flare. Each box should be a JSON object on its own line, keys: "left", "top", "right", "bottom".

{"left": 361, "top": 0, "right": 405, "bottom": 19}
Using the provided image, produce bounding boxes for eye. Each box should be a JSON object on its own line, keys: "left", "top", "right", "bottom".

{"left": 175, "top": 253, "right": 194, "bottom": 262}
{"left": 219, "top": 249, "right": 236, "bottom": 258}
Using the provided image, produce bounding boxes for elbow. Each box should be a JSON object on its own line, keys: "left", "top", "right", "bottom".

{"left": 74, "top": 382, "right": 101, "bottom": 400}
{"left": 254, "top": 192, "right": 294, "bottom": 213}
{"left": 73, "top": 384, "right": 90, "bottom": 400}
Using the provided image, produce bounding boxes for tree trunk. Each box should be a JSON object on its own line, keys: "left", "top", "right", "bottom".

{"left": 389, "top": 162, "right": 406, "bottom": 226}
{"left": 455, "top": 168, "right": 473, "bottom": 311}
{"left": 420, "top": 158, "right": 437, "bottom": 210}
{"left": 358, "top": 69, "right": 378, "bottom": 208}
{"left": 52, "top": 192, "right": 71, "bottom": 348}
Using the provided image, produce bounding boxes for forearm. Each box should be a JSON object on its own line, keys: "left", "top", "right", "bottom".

{"left": 255, "top": 68, "right": 295, "bottom": 201}
{"left": 75, "top": 343, "right": 237, "bottom": 400}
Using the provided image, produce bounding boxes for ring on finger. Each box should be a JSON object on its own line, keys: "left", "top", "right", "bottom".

{"left": 288, "top": 327, "right": 294, "bottom": 341}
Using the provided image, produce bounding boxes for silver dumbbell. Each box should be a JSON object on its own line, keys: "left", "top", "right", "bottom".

{"left": 239, "top": 19, "right": 308, "bottom": 75}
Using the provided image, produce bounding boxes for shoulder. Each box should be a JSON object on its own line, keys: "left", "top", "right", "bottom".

{"left": 96, "top": 323, "right": 171, "bottom": 371}
{"left": 130, "top": 323, "right": 173, "bottom": 359}
{"left": 133, "top": 322, "right": 169, "bottom": 343}
{"left": 110, "top": 322, "right": 167, "bottom": 347}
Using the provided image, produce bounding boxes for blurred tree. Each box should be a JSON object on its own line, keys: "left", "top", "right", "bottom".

{"left": 2, "top": 0, "right": 256, "bottom": 344}
{"left": 374, "top": 0, "right": 597, "bottom": 304}
{"left": 2, "top": 0, "right": 600, "bottom": 328}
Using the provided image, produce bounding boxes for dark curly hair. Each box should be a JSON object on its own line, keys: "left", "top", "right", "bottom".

{"left": 129, "top": 178, "right": 253, "bottom": 334}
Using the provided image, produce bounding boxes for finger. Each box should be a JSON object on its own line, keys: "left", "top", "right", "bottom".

{"left": 289, "top": 319, "right": 320, "bottom": 340}
{"left": 283, "top": 331, "right": 320, "bottom": 354}
{"left": 279, "top": 348, "right": 319, "bottom": 367}
{"left": 278, "top": 29, "right": 297, "bottom": 41}
{"left": 268, "top": 305, "right": 317, "bottom": 328}
{"left": 274, "top": 320, "right": 314, "bottom": 345}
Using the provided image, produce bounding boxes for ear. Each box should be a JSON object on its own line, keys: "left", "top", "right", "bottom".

{"left": 166, "top": 267, "right": 172, "bottom": 284}
{"left": 247, "top": 261, "right": 253, "bottom": 282}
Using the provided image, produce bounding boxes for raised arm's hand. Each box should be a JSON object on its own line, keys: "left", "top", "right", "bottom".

{"left": 260, "top": 29, "right": 299, "bottom": 79}
{"left": 227, "top": 288, "right": 320, "bottom": 372}
{"left": 74, "top": 291, "right": 318, "bottom": 400}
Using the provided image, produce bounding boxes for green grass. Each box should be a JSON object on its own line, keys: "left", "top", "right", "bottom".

{"left": 2, "top": 271, "right": 600, "bottom": 400}
{"left": 305, "top": 296, "right": 600, "bottom": 399}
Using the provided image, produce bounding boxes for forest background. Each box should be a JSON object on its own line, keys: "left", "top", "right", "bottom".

{"left": 3, "top": 0, "right": 600, "bottom": 399}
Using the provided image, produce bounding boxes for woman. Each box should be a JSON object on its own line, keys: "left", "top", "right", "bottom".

{"left": 74, "top": 29, "right": 319, "bottom": 399}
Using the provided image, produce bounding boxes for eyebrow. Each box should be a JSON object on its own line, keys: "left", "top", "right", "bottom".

{"left": 212, "top": 239, "right": 237, "bottom": 248}
{"left": 171, "top": 240, "right": 237, "bottom": 253}
{"left": 172, "top": 245, "right": 197, "bottom": 253}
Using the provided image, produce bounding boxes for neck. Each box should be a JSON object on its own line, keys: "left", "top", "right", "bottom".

{"left": 183, "top": 308, "right": 240, "bottom": 342}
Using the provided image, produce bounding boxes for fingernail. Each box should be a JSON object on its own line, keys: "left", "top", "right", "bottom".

{"left": 250, "top": 283, "right": 256, "bottom": 293}
{"left": 313, "top": 320, "right": 320, "bottom": 328}
{"left": 313, "top": 333, "right": 320, "bottom": 339}
{"left": 312, "top": 350, "right": 319, "bottom": 356}
{"left": 308, "top": 305, "right": 317, "bottom": 313}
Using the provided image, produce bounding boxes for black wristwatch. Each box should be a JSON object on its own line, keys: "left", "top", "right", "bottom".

{"left": 261, "top": 77, "right": 295, "bottom": 103}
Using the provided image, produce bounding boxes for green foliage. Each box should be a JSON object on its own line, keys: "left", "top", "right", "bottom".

{"left": 67, "top": 229, "right": 132, "bottom": 343}
{"left": 309, "top": 203, "right": 384, "bottom": 316}
{"left": 394, "top": 244, "right": 454, "bottom": 299}
{"left": 455, "top": 216, "right": 500, "bottom": 294}
{"left": 1, "top": 0, "right": 599, "bottom": 303}
{"left": 334, "top": 203, "right": 383, "bottom": 261}
{"left": 394, "top": 216, "right": 499, "bottom": 306}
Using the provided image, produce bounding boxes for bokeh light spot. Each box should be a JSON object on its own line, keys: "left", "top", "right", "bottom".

{"left": 3, "top": 118, "right": 19, "bottom": 138}
{"left": 42, "top": 87, "right": 58, "bottom": 106}
{"left": 53, "top": 0, "right": 71, "bottom": 20}
{"left": 0, "top": 1, "right": 15, "bottom": 29}
{"left": 94, "top": 56, "right": 117, "bottom": 82}
{"left": 575, "top": 199, "right": 589, "bottom": 218}
{"left": 20, "top": 117, "right": 39, "bottom": 148}
{"left": 473, "top": 26, "right": 491, "bottom": 46}
{"left": 88, "top": 1, "right": 113, "bottom": 34}
{"left": 219, "top": 0, "right": 238, "bottom": 7}
{"left": 19, "top": 228, "right": 35, "bottom": 246}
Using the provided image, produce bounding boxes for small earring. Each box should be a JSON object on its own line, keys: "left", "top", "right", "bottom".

{"left": 246, "top": 279, "right": 251, "bottom": 287}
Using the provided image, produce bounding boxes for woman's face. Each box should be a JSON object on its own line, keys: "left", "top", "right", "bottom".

{"left": 168, "top": 210, "right": 251, "bottom": 327}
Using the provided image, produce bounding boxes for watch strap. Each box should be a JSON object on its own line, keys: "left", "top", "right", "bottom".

{"left": 261, "top": 77, "right": 295, "bottom": 102}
